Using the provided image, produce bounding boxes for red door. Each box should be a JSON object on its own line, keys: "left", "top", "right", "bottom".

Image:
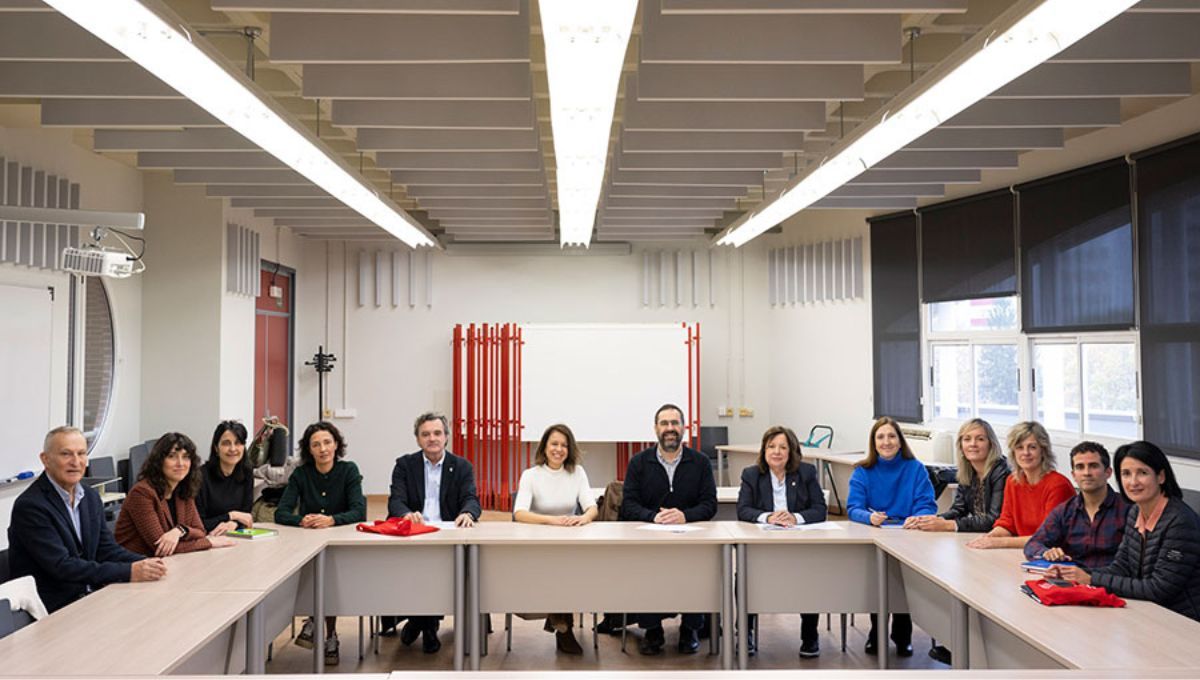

{"left": 254, "top": 265, "right": 293, "bottom": 435}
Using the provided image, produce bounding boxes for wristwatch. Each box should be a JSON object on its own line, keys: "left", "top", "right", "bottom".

{"left": 176, "top": 524, "right": 189, "bottom": 539}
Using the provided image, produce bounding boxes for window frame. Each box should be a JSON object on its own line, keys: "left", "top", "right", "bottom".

{"left": 920, "top": 295, "right": 1141, "bottom": 442}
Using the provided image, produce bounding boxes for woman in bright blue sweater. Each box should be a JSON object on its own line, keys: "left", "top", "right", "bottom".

{"left": 847, "top": 416, "right": 937, "bottom": 658}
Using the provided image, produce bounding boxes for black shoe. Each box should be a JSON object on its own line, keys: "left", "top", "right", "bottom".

{"left": 864, "top": 633, "right": 878, "bottom": 656}
{"left": 639, "top": 627, "right": 665, "bottom": 656}
{"left": 929, "top": 644, "right": 952, "bottom": 665}
{"left": 596, "top": 614, "right": 625, "bottom": 636}
{"left": 422, "top": 628, "right": 441, "bottom": 654}
{"left": 746, "top": 627, "right": 757, "bottom": 657}
{"left": 556, "top": 629, "right": 584, "bottom": 655}
{"left": 399, "top": 620, "right": 421, "bottom": 647}
{"left": 800, "top": 639, "right": 820, "bottom": 658}
{"left": 895, "top": 641, "right": 913, "bottom": 657}
{"left": 379, "top": 616, "right": 400, "bottom": 637}
{"left": 677, "top": 626, "right": 700, "bottom": 655}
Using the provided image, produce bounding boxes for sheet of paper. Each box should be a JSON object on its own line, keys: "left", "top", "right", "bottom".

{"left": 425, "top": 521, "right": 458, "bottom": 530}
{"left": 759, "top": 522, "right": 845, "bottom": 532}
{"left": 636, "top": 524, "right": 703, "bottom": 533}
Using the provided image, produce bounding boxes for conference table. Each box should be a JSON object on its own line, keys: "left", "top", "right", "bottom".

{"left": 3, "top": 519, "right": 1200, "bottom": 676}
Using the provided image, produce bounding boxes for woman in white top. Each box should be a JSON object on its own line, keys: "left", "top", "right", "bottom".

{"left": 513, "top": 423, "right": 598, "bottom": 654}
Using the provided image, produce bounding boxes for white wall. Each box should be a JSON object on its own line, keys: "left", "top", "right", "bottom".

{"left": 765, "top": 210, "right": 877, "bottom": 456}
{"left": 0, "top": 123, "right": 143, "bottom": 548}
{"left": 293, "top": 239, "right": 771, "bottom": 493}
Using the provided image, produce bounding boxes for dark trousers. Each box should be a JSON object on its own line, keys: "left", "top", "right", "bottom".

{"left": 637, "top": 612, "right": 707, "bottom": 631}
{"left": 867, "top": 613, "right": 912, "bottom": 644}
{"left": 747, "top": 613, "right": 819, "bottom": 642}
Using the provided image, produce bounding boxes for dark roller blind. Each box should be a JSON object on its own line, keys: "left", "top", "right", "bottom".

{"left": 1135, "top": 136, "right": 1200, "bottom": 459}
{"left": 1018, "top": 159, "right": 1134, "bottom": 333}
{"left": 870, "top": 211, "right": 921, "bottom": 422}
{"left": 920, "top": 189, "right": 1016, "bottom": 303}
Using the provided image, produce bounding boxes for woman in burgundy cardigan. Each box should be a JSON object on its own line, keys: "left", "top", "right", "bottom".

{"left": 115, "top": 432, "right": 236, "bottom": 556}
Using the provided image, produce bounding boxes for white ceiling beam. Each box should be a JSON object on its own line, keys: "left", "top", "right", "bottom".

{"left": 0, "top": 61, "right": 178, "bottom": 98}
{"left": 208, "top": 185, "right": 329, "bottom": 198}
{"left": 213, "top": 0, "right": 520, "bottom": 13}
{"left": 42, "top": 99, "right": 221, "bottom": 128}
{"left": 357, "top": 128, "right": 538, "bottom": 152}
{"left": 175, "top": 169, "right": 309, "bottom": 185}
{"left": 0, "top": 12, "right": 122, "bottom": 60}
{"left": 255, "top": 208, "right": 359, "bottom": 218}
{"left": 376, "top": 152, "right": 542, "bottom": 170}
{"left": 302, "top": 63, "right": 531, "bottom": 100}
{"left": 437, "top": 216, "right": 553, "bottom": 224}
{"left": 874, "top": 150, "right": 1020, "bottom": 170}
{"left": 275, "top": 218, "right": 378, "bottom": 227}
{"left": 598, "top": 222, "right": 713, "bottom": 230}
{"left": 407, "top": 185, "right": 546, "bottom": 198}
{"left": 604, "top": 197, "right": 736, "bottom": 210}
{"left": 620, "top": 130, "right": 805, "bottom": 153}
{"left": 606, "top": 185, "right": 748, "bottom": 198}
{"left": 635, "top": 63, "right": 863, "bottom": 101}
{"left": 943, "top": 98, "right": 1121, "bottom": 128}
{"left": 417, "top": 197, "right": 549, "bottom": 209}
{"left": 392, "top": 170, "right": 545, "bottom": 186}
{"left": 641, "top": 9, "right": 901, "bottom": 63}
{"left": 232, "top": 198, "right": 347, "bottom": 208}
{"left": 601, "top": 215, "right": 722, "bottom": 223}
{"left": 610, "top": 169, "right": 764, "bottom": 186}
{"left": 137, "top": 151, "right": 287, "bottom": 169}
{"left": 601, "top": 208, "right": 723, "bottom": 219}
{"left": 1051, "top": 13, "right": 1200, "bottom": 62}
{"left": 845, "top": 168, "right": 981, "bottom": 184}
{"left": 428, "top": 208, "right": 551, "bottom": 219}
{"left": 810, "top": 197, "right": 917, "bottom": 209}
{"left": 270, "top": 12, "right": 528, "bottom": 63}
{"left": 907, "top": 128, "right": 1064, "bottom": 151}
{"left": 616, "top": 151, "right": 784, "bottom": 171}
{"left": 993, "top": 63, "right": 1192, "bottom": 98}
{"left": 93, "top": 129, "right": 255, "bottom": 151}
{"left": 624, "top": 92, "right": 825, "bottom": 132}
{"left": 444, "top": 227, "right": 553, "bottom": 234}
{"left": 828, "top": 184, "right": 944, "bottom": 197}
{"left": 331, "top": 100, "right": 535, "bottom": 129}
{"left": 660, "top": 0, "right": 967, "bottom": 13}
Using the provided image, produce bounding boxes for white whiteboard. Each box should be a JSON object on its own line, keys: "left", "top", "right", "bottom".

{"left": 520, "top": 323, "right": 690, "bottom": 442}
{"left": 0, "top": 283, "right": 53, "bottom": 479}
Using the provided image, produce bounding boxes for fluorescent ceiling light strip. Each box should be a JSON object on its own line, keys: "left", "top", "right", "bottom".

{"left": 539, "top": 0, "right": 637, "bottom": 247}
{"left": 45, "top": 0, "right": 434, "bottom": 249}
{"left": 715, "top": 0, "right": 1139, "bottom": 248}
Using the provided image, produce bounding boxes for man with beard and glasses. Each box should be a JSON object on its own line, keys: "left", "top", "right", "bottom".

{"left": 619, "top": 403, "right": 717, "bottom": 656}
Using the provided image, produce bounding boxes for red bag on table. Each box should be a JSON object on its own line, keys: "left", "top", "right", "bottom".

{"left": 356, "top": 517, "right": 440, "bottom": 537}
{"left": 1022, "top": 578, "right": 1125, "bottom": 608}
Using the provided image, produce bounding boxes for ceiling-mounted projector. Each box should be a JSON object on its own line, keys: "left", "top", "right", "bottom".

{"left": 61, "top": 247, "right": 135, "bottom": 279}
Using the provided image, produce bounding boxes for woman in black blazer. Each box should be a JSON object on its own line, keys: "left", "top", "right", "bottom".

{"left": 736, "top": 425, "right": 828, "bottom": 658}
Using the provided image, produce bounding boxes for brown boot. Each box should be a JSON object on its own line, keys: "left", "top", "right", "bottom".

{"left": 555, "top": 628, "right": 583, "bottom": 655}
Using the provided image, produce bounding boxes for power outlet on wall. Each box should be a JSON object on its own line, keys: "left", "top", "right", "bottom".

{"left": 739, "top": 407, "right": 755, "bottom": 417}
{"left": 333, "top": 408, "right": 357, "bottom": 419}
{"left": 716, "top": 405, "right": 734, "bottom": 417}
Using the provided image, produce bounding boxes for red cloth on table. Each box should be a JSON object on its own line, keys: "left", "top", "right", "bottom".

{"left": 356, "top": 517, "right": 440, "bottom": 537}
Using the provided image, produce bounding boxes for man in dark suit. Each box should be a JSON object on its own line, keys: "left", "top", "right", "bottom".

{"left": 620, "top": 403, "right": 717, "bottom": 655}
{"left": 383, "top": 412, "right": 481, "bottom": 653}
{"left": 8, "top": 426, "right": 167, "bottom": 613}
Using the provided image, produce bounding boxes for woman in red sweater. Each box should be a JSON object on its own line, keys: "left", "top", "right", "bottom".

{"left": 966, "top": 421, "right": 1074, "bottom": 550}
{"left": 115, "top": 432, "right": 237, "bottom": 556}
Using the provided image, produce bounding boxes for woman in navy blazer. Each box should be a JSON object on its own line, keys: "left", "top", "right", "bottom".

{"left": 736, "top": 425, "right": 827, "bottom": 658}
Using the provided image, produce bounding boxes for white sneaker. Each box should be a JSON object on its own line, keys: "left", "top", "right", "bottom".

{"left": 294, "top": 619, "right": 314, "bottom": 649}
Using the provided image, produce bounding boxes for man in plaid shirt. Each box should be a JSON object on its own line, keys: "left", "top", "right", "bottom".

{"left": 1025, "top": 441, "right": 1132, "bottom": 569}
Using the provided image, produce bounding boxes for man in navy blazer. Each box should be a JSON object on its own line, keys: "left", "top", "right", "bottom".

{"left": 383, "top": 412, "right": 481, "bottom": 652}
{"left": 8, "top": 427, "right": 166, "bottom": 613}
{"left": 620, "top": 403, "right": 717, "bottom": 656}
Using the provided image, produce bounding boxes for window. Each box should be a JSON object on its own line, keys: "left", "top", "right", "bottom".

{"left": 1033, "top": 338, "right": 1139, "bottom": 440}
{"left": 929, "top": 297, "right": 1018, "bottom": 334}
{"left": 929, "top": 341, "right": 1020, "bottom": 428}
{"left": 82, "top": 276, "right": 115, "bottom": 448}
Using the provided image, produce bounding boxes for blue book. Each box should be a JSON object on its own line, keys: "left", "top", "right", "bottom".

{"left": 1021, "top": 559, "right": 1076, "bottom": 574}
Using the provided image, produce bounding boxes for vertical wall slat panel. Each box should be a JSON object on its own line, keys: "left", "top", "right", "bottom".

{"left": 356, "top": 249, "right": 370, "bottom": 307}
{"left": 225, "top": 223, "right": 239, "bottom": 293}
{"left": 391, "top": 251, "right": 401, "bottom": 308}
{"left": 408, "top": 250, "right": 416, "bottom": 308}
{"left": 374, "top": 250, "right": 385, "bottom": 308}
{"left": 32, "top": 170, "right": 46, "bottom": 269}
{"left": 68, "top": 183, "right": 80, "bottom": 251}
{"left": 18, "top": 166, "right": 32, "bottom": 266}
{"left": 767, "top": 247, "right": 777, "bottom": 306}
{"left": 423, "top": 249, "right": 433, "bottom": 308}
{"left": 45, "top": 175, "right": 59, "bottom": 269}
{"left": 252, "top": 231, "right": 261, "bottom": 297}
{"left": 852, "top": 236, "right": 864, "bottom": 299}
{"left": 0, "top": 159, "right": 10, "bottom": 263}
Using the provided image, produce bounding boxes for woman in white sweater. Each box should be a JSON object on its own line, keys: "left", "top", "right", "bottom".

{"left": 513, "top": 423, "right": 598, "bottom": 654}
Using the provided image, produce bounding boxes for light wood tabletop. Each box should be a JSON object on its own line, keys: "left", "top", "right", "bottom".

{"left": 724, "top": 519, "right": 879, "bottom": 544}
{"left": 0, "top": 588, "right": 257, "bottom": 676}
{"left": 464, "top": 520, "right": 737, "bottom": 545}
{"left": 874, "top": 529, "right": 1200, "bottom": 670}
